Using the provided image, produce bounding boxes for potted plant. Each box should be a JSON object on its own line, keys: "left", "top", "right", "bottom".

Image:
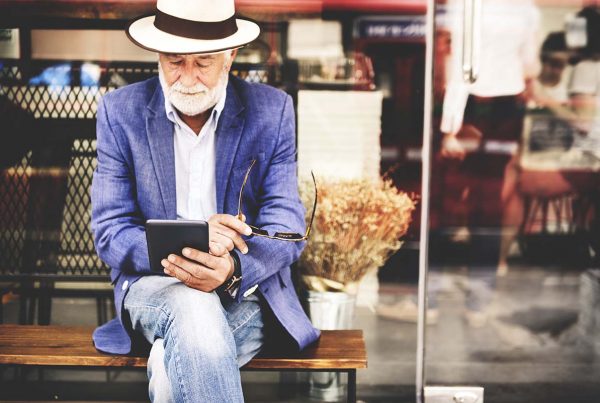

{"left": 297, "top": 176, "right": 415, "bottom": 400}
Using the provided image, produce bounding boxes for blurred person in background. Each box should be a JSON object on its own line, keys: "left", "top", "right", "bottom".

{"left": 532, "top": 32, "right": 572, "bottom": 114}
{"left": 497, "top": 32, "right": 575, "bottom": 276}
{"left": 499, "top": 5, "right": 600, "bottom": 275}
{"left": 437, "top": 0, "right": 540, "bottom": 326}
{"left": 378, "top": 0, "right": 541, "bottom": 327}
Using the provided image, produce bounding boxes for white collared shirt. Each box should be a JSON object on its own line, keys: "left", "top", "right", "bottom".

{"left": 163, "top": 91, "right": 226, "bottom": 220}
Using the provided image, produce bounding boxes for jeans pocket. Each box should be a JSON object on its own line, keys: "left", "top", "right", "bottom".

{"left": 227, "top": 296, "right": 263, "bottom": 335}
{"left": 244, "top": 293, "right": 260, "bottom": 302}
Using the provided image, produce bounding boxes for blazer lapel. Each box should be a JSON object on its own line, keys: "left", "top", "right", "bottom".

{"left": 146, "top": 82, "right": 177, "bottom": 219}
{"left": 215, "top": 79, "right": 245, "bottom": 213}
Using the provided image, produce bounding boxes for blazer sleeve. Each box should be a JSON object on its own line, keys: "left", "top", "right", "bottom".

{"left": 91, "top": 97, "right": 152, "bottom": 275}
{"left": 234, "top": 94, "right": 307, "bottom": 301}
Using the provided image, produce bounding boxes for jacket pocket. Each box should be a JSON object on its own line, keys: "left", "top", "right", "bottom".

{"left": 232, "top": 152, "right": 266, "bottom": 173}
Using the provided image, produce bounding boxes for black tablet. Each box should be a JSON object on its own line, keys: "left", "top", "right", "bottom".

{"left": 145, "top": 219, "right": 209, "bottom": 273}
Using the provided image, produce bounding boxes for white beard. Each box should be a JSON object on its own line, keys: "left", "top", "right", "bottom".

{"left": 158, "top": 63, "right": 228, "bottom": 117}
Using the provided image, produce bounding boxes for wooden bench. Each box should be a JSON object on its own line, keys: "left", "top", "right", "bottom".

{"left": 0, "top": 325, "right": 367, "bottom": 402}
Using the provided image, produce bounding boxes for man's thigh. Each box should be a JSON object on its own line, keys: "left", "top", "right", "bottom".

{"left": 123, "top": 275, "right": 227, "bottom": 343}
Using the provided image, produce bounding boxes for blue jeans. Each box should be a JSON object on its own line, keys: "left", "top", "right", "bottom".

{"left": 124, "top": 275, "right": 265, "bottom": 403}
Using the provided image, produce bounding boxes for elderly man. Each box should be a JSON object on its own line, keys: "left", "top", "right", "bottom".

{"left": 90, "top": 0, "right": 320, "bottom": 401}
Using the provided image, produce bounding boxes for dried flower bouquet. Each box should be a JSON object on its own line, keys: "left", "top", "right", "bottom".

{"left": 298, "top": 177, "right": 415, "bottom": 293}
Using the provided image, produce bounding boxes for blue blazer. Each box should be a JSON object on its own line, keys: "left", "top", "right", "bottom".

{"left": 91, "top": 74, "right": 320, "bottom": 355}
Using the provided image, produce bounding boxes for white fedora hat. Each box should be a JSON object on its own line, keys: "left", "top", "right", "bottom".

{"left": 127, "top": 0, "right": 260, "bottom": 54}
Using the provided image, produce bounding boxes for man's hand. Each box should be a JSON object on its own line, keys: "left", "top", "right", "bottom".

{"left": 161, "top": 246, "right": 235, "bottom": 292}
{"left": 440, "top": 132, "right": 466, "bottom": 160}
{"left": 208, "top": 213, "right": 252, "bottom": 255}
{"left": 161, "top": 214, "right": 251, "bottom": 291}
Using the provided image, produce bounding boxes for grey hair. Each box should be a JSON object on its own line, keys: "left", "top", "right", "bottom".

{"left": 223, "top": 49, "right": 234, "bottom": 64}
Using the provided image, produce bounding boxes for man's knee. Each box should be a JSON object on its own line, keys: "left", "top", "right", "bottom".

{"left": 159, "top": 285, "right": 235, "bottom": 358}
{"left": 158, "top": 282, "right": 223, "bottom": 317}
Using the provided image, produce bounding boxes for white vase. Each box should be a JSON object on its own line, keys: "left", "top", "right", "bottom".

{"left": 304, "top": 290, "right": 356, "bottom": 401}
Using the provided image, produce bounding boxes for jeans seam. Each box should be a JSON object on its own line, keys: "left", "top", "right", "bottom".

{"left": 164, "top": 312, "right": 190, "bottom": 403}
{"left": 230, "top": 305, "right": 261, "bottom": 335}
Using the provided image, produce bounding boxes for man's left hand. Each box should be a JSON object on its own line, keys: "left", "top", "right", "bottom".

{"left": 161, "top": 244, "right": 234, "bottom": 292}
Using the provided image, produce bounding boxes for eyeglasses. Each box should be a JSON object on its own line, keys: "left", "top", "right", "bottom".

{"left": 236, "top": 159, "right": 317, "bottom": 242}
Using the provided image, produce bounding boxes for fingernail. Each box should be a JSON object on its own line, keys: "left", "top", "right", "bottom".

{"left": 168, "top": 255, "right": 176, "bottom": 263}
{"left": 182, "top": 248, "right": 190, "bottom": 257}
{"left": 242, "top": 247, "right": 248, "bottom": 255}
{"left": 245, "top": 226, "right": 252, "bottom": 236}
{"left": 163, "top": 268, "right": 170, "bottom": 275}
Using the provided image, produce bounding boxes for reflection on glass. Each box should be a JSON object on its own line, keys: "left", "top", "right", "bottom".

{"left": 434, "top": 0, "right": 541, "bottom": 328}
{"left": 426, "top": 0, "right": 600, "bottom": 398}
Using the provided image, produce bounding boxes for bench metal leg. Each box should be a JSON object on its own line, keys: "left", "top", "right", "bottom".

{"left": 18, "top": 296, "right": 27, "bottom": 324}
{"left": 18, "top": 295, "right": 36, "bottom": 325}
{"left": 27, "top": 296, "right": 36, "bottom": 325}
{"left": 277, "top": 372, "right": 297, "bottom": 399}
{"left": 347, "top": 369, "right": 356, "bottom": 403}
{"left": 96, "top": 297, "right": 107, "bottom": 326}
{"left": 38, "top": 281, "right": 53, "bottom": 325}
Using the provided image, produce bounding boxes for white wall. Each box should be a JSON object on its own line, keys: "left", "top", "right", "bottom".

{"left": 31, "top": 30, "right": 156, "bottom": 61}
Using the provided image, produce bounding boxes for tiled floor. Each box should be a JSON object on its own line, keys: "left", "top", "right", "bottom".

{"left": 2, "top": 264, "right": 600, "bottom": 402}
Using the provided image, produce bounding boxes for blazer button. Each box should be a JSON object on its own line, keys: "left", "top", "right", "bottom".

{"left": 121, "top": 280, "right": 129, "bottom": 291}
{"left": 243, "top": 284, "right": 258, "bottom": 298}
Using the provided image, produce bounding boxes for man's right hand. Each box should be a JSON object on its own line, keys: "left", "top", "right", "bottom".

{"left": 440, "top": 132, "right": 466, "bottom": 160}
{"left": 207, "top": 214, "right": 252, "bottom": 256}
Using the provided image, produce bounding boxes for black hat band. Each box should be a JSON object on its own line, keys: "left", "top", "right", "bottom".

{"left": 154, "top": 9, "right": 238, "bottom": 40}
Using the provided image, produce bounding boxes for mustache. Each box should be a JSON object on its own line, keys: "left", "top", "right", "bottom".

{"left": 170, "top": 82, "right": 209, "bottom": 95}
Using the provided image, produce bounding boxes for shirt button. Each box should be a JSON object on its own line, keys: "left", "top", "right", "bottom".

{"left": 121, "top": 280, "right": 129, "bottom": 291}
{"left": 243, "top": 284, "right": 258, "bottom": 298}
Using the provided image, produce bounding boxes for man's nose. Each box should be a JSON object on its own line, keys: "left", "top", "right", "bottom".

{"left": 179, "top": 65, "right": 199, "bottom": 88}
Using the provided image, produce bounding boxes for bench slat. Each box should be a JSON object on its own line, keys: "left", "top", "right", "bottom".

{"left": 0, "top": 325, "right": 367, "bottom": 370}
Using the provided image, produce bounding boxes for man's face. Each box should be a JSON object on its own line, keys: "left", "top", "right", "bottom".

{"left": 158, "top": 50, "right": 236, "bottom": 116}
{"left": 540, "top": 53, "right": 568, "bottom": 85}
{"left": 159, "top": 52, "right": 233, "bottom": 89}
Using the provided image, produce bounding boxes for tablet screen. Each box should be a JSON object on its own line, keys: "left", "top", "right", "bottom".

{"left": 145, "top": 219, "right": 209, "bottom": 273}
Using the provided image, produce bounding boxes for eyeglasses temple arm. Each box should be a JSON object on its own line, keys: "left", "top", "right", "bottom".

{"left": 305, "top": 171, "right": 317, "bottom": 238}
{"left": 237, "top": 159, "right": 256, "bottom": 220}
